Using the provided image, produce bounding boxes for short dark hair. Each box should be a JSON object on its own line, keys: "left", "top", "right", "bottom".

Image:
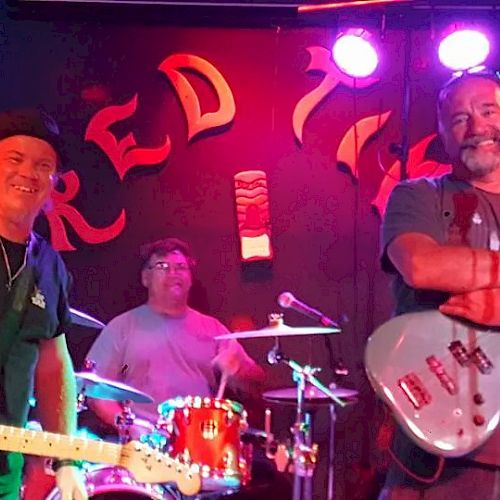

{"left": 0, "top": 108, "right": 64, "bottom": 168}
{"left": 139, "top": 237, "right": 196, "bottom": 270}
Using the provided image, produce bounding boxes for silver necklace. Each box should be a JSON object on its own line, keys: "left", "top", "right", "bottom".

{"left": 0, "top": 237, "right": 28, "bottom": 291}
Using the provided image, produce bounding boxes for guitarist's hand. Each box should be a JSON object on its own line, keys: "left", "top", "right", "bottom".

{"left": 439, "top": 289, "right": 500, "bottom": 326}
{"left": 55, "top": 465, "right": 88, "bottom": 500}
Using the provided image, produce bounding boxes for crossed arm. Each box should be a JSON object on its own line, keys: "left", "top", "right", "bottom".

{"left": 388, "top": 232, "right": 500, "bottom": 326}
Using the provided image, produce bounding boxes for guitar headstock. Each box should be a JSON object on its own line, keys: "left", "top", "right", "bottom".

{"left": 120, "top": 441, "right": 201, "bottom": 496}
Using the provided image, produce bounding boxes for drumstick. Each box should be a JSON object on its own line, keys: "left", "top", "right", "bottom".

{"left": 216, "top": 371, "right": 228, "bottom": 399}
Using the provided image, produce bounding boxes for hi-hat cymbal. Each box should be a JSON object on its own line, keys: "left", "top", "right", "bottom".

{"left": 75, "top": 372, "right": 153, "bottom": 403}
{"left": 70, "top": 308, "right": 106, "bottom": 329}
{"left": 215, "top": 323, "right": 340, "bottom": 340}
{"left": 263, "top": 384, "right": 358, "bottom": 405}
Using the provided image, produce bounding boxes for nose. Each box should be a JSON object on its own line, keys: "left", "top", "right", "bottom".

{"left": 468, "top": 114, "right": 489, "bottom": 137}
{"left": 16, "top": 159, "right": 39, "bottom": 179}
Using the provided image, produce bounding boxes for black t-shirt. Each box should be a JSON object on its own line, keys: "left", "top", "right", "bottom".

{"left": 0, "top": 238, "right": 28, "bottom": 315}
{"left": 0, "top": 233, "right": 72, "bottom": 490}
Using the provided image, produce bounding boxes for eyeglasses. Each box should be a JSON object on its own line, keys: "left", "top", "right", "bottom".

{"left": 147, "top": 261, "right": 190, "bottom": 273}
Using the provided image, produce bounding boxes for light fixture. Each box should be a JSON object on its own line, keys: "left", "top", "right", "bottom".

{"left": 438, "top": 27, "right": 490, "bottom": 71}
{"left": 332, "top": 29, "right": 379, "bottom": 78}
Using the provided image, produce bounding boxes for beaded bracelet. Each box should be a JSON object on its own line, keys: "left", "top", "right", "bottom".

{"left": 52, "top": 459, "right": 83, "bottom": 471}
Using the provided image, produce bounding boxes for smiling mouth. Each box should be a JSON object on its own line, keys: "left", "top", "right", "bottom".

{"left": 12, "top": 185, "right": 38, "bottom": 194}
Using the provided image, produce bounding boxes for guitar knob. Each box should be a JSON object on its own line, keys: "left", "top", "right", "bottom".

{"left": 473, "top": 393, "right": 485, "bottom": 405}
{"left": 473, "top": 414, "right": 485, "bottom": 426}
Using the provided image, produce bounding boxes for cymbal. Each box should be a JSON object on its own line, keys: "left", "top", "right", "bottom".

{"left": 75, "top": 372, "right": 153, "bottom": 403}
{"left": 263, "top": 384, "right": 358, "bottom": 405}
{"left": 70, "top": 308, "right": 106, "bottom": 329}
{"left": 215, "top": 323, "right": 340, "bottom": 340}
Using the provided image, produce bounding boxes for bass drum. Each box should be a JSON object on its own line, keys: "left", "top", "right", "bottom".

{"left": 45, "top": 464, "right": 170, "bottom": 499}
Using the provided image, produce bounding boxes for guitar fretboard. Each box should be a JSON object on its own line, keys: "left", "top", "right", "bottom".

{"left": 0, "top": 425, "right": 120, "bottom": 464}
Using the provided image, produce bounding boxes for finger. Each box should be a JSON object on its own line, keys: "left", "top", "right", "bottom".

{"left": 443, "top": 295, "right": 465, "bottom": 306}
{"left": 77, "top": 488, "right": 89, "bottom": 500}
{"left": 439, "top": 304, "right": 471, "bottom": 318}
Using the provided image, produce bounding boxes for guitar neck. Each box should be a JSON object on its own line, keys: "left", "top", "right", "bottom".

{"left": 0, "top": 425, "right": 120, "bottom": 464}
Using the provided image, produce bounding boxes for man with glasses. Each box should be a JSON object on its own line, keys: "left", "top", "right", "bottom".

{"left": 0, "top": 108, "right": 86, "bottom": 499}
{"left": 87, "top": 237, "right": 264, "bottom": 431}
{"left": 378, "top": 69, "right": 500, "bottom": 498}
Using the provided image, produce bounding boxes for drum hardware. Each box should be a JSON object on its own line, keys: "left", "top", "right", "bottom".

{"left": 214, "top": 313, "right": 340, "bottom": 340}
{"left": 75, "top": 371, "right": 153, "bottom": 403}
{"left": 115, "top": 401, "right": 136, "bottom": 444}
{"left": 44, "top": 463, "right": 168, "bottom": 499}
{"left": 267, "top": 335, "right": 347, "bottom": 500}
{"left": 69, "top": 308, "right": 106, "bottom": 329}
{"left": 158, "top": 396, "right": 250, "bottom": 491}
{"left": 263, "top": 384, "right": 358, "bottom": 404}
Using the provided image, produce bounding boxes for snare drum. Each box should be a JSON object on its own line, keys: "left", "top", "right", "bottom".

{"left": 45, "top": 464, "right": 168, "bottom": 499}
{"left": 158, "top": 396, "right": 250, "bottom": 490}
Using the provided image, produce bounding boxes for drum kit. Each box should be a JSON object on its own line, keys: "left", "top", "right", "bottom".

{"left": 31, "top": 309, "right": 357, "bottom": 500}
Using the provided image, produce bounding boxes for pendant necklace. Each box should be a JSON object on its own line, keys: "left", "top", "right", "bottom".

{"left": 0, "top": 236, "right": 28, "bottom": 291}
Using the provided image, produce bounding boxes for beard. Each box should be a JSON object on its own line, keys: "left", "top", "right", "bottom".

{"left": 459, "top": 133, "right": 500, "bottom": 178}
{"left": 461, "top": 148, "right": 500, "bottom": 177}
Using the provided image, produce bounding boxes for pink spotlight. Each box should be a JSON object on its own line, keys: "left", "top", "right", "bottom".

{"left": 333, "top": 29, "right": 379, "bottom": 78}
{"left": 438, "top": 29, "right": 490, "bottom": 71}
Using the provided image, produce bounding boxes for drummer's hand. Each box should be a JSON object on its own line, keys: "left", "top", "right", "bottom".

{"left": 212, "top": 344, "right": 242, "bottom": 377}
{"left": 55, "top": 465, "right": 88, "bottom": 500}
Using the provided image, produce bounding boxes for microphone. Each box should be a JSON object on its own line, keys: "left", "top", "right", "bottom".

{"left": 277, "top": 292, "right": 340, "bottom": 329}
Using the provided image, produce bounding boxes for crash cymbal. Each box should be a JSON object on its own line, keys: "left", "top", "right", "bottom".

{"left": 70, "top": 308, "right": 106, "bottom": 329}
{"left": 215, "top": 323, "right": 339, "bottom": 340}
{"left": 263, "top": 384, "right": 358, "bottom": 405}
{"left": 75, "top": 372, "right": 153, "bottom": 403}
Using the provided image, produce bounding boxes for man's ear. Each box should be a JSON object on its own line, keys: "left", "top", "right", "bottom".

{"left": 141, "top": 268, "right": 149, "bottom": 288}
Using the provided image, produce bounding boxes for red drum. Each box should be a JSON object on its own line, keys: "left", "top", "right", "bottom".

{"left": 45, "top": 465, "right": 168, "bottom": 499}
{"left": 158, "top": 396, "right": 250, "bottom": 490}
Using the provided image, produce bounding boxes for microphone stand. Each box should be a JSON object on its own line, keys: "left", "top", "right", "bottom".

{"left": 268, "top": 341, "right": 346, "bottom": 500}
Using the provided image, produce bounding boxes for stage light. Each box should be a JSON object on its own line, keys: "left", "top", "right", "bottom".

{"left": 438, "top": 28, "right": 490, "bottom": 72}
{"left": 332, "top": 29, "right": 379, "bottom": 78}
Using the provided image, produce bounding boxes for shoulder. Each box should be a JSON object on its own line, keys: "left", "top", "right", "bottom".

{"left": 107, "top": 305, "right": 146, "bottom": 327}
{"left": 186, "top": 308, "right": 229, "bottom": 335}
{"left": 391, "top": 175, "right": 445, "bottom": 198}
{"left": 32, "top": 233, "right": 68, "bottom": 274}
{"left": 385, "top": 175, "right": 450, "bottom": 215}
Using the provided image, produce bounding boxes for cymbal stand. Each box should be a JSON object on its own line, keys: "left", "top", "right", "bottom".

{"left": 268, "top": 340, "right": 346, "bottom": 500}
{"left": 77, "top": 358, "right": 97, "bottom": 413}
{"left": 115, "top": 401, "right": 135, "bottom": 444}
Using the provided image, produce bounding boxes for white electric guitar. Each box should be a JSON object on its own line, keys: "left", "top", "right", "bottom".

{"left": 365, "top": 310, "right": 500, "bottom": 457}
{"left": 0, "top": 424, "right": 201, "bottom": 496}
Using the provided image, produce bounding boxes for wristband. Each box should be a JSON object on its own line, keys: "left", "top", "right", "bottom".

{"left": 52, "top": 459, "right": 83, "bottom": 471}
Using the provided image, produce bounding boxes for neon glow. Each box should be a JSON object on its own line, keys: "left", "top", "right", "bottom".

{"left": 333, "top": 30, "right": 379, "bottom": 78}
{"left": 438, "top": 29, "right": 490, "bottom": 71}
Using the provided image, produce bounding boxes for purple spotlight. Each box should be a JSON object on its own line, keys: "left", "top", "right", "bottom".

{"left": 438, "top": 29, "right": 490, "bottom": 71}
{"left": 333, "top": 29, "right": 379, "bottom": 78}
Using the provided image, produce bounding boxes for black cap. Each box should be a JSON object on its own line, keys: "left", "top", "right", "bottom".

{"left": 0, "top": 108, "right": 62, "bottom": 162}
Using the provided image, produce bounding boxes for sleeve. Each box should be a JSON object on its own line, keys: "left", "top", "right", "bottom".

{"left": 85, "top": 317, "right": 126, "bottom": 382}
{"left": 381, "top": 179, "right": 442, "bottom": 273}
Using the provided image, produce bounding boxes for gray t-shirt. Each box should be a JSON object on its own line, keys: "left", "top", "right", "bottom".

{"left": 87, "top": 304, "right": 240, "bottom": 420}
{"left": 382, "top": 174, "right": 500, "bottom": 315}
{"left": 381, "top": 173, "right": 500, "bottom": 469}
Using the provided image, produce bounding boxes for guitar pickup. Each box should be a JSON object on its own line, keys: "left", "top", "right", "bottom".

{"left": 449, "top": 341, "right": 493, "bottom": 375}
{"left": 470, "top": 347, "right": 493, "bottom": 375}
{"left": 426, "top": 356, "right": 457, "bottom": 395}
{"left": 449, "top": 341, "right": 470, "bottom": 366}
{"left": 398, "top": 373, "right": 432, "bottom": 410}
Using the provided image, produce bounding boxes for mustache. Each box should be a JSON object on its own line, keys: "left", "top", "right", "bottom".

{"left": 461, "top": 131, "right": 500, "bottom": 150}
